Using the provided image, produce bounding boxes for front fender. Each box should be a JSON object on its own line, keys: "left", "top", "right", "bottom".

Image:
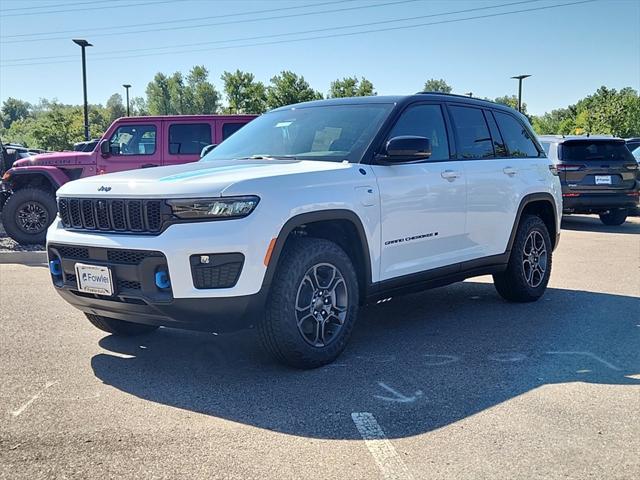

{"left": 4, "top": 165, "right": 70, "bottom": 191}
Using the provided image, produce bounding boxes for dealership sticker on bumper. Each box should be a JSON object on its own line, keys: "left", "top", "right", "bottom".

{"left": 75, "top": 263, "right": 113, "bottom": 296}
{"left": 595, "top": 175, "right": 612, "bottom": 185}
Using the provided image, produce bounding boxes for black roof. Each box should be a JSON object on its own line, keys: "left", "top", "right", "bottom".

{"left": 272, "top": 92, "right": 518, "bottom": 116}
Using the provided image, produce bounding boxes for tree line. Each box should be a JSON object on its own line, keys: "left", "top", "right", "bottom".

{"left": 1, "top": 67, "right": 638, "bottom": 151}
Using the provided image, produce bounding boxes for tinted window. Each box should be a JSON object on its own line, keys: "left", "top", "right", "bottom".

{"left": 222, "top": 123, "right": 246, "bottom": 140}
{"left": 387, "top": 104, "right": 450, "bottom": 161}
{"left": 494, "top": 112, "right": 540, "bottom": 158}
{"left": 540, "top": 141, "right": 551, "bottom": 155}
{"left": 202, "top": 104, "right": 393, "bottom": 163}
{"left": 169, "top": 123, "right": 212, "bottom": 155}
{"left": 485, "top": 111, "right": 507, "bottom": 157}
{"left": 109, "top": 125, "right": 156, "bottom": 155}
{"left": 560, "top": 140, "right": 634, "bottom": 163}
{"left": 449, "top": 106, "right": 494, "bottom": 159}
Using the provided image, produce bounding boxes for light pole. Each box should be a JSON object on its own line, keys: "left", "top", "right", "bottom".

{"left": 511, "top": 74, "right": 531, "bottom": 113}
{"left": 122, "top": 84, "right": 131, "bottom": 116}
{"left": 72, "top": 39, "right": 92, "bottom": 140}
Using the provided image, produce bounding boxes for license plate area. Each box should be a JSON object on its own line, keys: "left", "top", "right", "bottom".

{"left": 75, "top": 263, "right": 114, "bottom": 296}
{"left": 595, "top": 175, "right": 612, "bottom": 185}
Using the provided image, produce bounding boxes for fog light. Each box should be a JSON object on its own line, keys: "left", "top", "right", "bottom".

{"left": 155, "top": 270, "right": 170, "bottom": 289}
{"left": 49, "top": 259, "right": 62, "bottom": 276}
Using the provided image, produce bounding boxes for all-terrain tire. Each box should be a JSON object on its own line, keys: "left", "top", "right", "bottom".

{"left": 85, "top": 313, "right": 159, "bottom": 336}
{"left": 599, "top": 209, "right": 627, "bottom": 226}
{"left": 1, "top": 187, "right": 56, "bottom": 244}
{"left": 493, "top": 215, "right": 552, "bottom": 303}
{"left": 258, "top": 237, "right": 360, "bottom": 369}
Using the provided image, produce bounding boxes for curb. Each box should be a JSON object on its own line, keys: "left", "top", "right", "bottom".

{"left": 0, "top": 250, "right": 47, "bottom": 265}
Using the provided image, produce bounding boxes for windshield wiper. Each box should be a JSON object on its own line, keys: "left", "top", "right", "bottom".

{"left": 235, "top": 154, "right": 297, "bottom": 160}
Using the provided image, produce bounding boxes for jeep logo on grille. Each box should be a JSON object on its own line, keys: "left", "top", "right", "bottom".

{"left": 98, "top": 186, "right": 112, "bottom": 192}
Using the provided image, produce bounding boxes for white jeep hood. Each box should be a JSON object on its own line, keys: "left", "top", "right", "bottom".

{"left": 57, "top": 159, "right": 348, "bottom": 198}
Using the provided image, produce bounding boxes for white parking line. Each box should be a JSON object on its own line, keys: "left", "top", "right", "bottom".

{"left": 546, "top": 351, "right": 622, "bottom": 371}
{"left": 351, "top": 412, "right": 415, "bottom": 480}
{"left": 11, "top": 381, "right": 58, "bottom": 417}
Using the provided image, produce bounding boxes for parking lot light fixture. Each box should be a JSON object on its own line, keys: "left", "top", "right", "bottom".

{"left": 123, "top": 84, "right": 132, "bottom": 116}
{"left": 72, "top": 39, "right": 93, "bottom": 140}
{"left": 511, "top": 74, "right": 531, "bottom": 113}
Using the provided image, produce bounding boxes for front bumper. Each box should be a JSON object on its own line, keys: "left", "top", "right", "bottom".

{"left": 55, "top": 288, "right": 263, "bottom": 332}
{"left": 562, "top": 191, "right": 639, "bottom": 213}
{"left": 46, "top": 216, "right": 277, "bottom": 332}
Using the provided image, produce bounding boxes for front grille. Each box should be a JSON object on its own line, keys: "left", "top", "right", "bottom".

{"left": 117, "top": 279, "right": 141, "bottom": 290}
{"left": 107, "top": 249, "right": 163, "bottom": 265}
{"left": 56, "top": 246, "right": 89, "bottom": 259}
{"left": 58, "top": 198, "right": 166, "bottom": 234}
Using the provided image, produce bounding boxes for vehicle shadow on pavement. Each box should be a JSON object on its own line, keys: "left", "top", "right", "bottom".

{"left": 561, "top": 215, "right": 640, "bottom": 234}
{"left": 91, "top": 281, "right": 640, "bottom": 440}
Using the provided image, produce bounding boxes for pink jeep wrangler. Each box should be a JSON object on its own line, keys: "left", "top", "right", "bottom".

{"left": 0, "top": 115, "right": 256, "bottom": 244}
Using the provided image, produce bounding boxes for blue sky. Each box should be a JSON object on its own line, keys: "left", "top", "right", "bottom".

{"left": 0, "top": 0, "right": 638, "bottom": 115}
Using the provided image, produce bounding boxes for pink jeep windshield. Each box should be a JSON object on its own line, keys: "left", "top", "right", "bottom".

{"left": 202, "top": 104, "right": 393, "bottom": 163}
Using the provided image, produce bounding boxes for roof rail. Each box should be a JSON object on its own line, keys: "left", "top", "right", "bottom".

{"left": 416, "top": 91, "right": 497, "bottom": 103}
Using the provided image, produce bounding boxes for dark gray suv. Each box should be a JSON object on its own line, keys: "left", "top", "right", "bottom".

{"left": 539, "top": 135, "right": 639, "bottom": 225}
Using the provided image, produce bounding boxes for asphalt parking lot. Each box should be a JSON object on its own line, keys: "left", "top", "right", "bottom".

{"left": 1, "top": 215, "right": 638, "bottom": 480}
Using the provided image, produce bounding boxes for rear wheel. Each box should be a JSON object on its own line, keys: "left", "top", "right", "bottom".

{"left": 599, "top": 209, "right": 627, "bottom": 226}
{"left": 1, "top": 187, "right": 56, "bottom": 244}
{"left": 259, "top": 237, "right": 359, "bottom": 369}
{"left": 85, "top": 313, "right": 159, "bottom": 336}
{"left": 493, "top": 215, "right": 552, "bottom": 303}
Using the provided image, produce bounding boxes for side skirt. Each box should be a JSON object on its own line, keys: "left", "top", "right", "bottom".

{"left": 366, "top": 253, "right": 508, "bottom": 304}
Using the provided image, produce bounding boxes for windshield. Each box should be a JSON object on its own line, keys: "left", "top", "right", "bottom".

{"left": 202, "top": 103, "right": 393, "bottom": 163}
{"left": 633, "top": 146, "right": 640, "bottom": 161}
{"left": 560, "top": 140, "right": 634, "bottom": 162}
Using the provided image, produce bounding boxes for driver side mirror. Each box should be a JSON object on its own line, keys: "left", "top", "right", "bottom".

{"left": 376, "top": 136, "right": 432, "bottom": 164}
{"left": 99, "top": 140, "right": 110, "bottom": 157}
{"left": 200, "top": 144, "right": 217, "bottom": 158}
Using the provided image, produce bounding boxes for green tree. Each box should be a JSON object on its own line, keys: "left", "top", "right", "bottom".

{"left": 1, "top": 97, "right": 32, "bottom": 129}
{"left": 493, "top": 95, "right": 528, "bottom": 115}
{"left": 146, "top": 66, "right": 220, "bottom": 115}
{"left": 423, "top": 78, "right": 452, "bottom": 94}
{"left": 146, "top": 73, "right": 173, "bottom": 115}
{"left": 105, "top": 93, "right": 126, "bottom": 122}
{"left": 186, "top": 65, "right": 221, "bottom": 114}
{"left": 221, "top": 69, "right": 267, "bottom": 114}
{"left": 130, "top": 96, "right": 149, "bottom": 116}
{"left": 328, "top": 76, "right": 376, "bottom": 98}
{"left": 266, "top": 71, "right": 322, "bottom": 109}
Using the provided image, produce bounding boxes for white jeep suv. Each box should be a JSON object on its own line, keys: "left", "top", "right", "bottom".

{"left": 47, "top": 94, "right": 562, "bottom": 368}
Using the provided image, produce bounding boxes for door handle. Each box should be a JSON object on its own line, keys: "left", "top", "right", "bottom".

{"left": 441, "top": 169, "right": 461, "bottom": 182}
{"left": 141, "top": 164, "right": 159, "bottom": 168}
{"left": 503, "top": 166, "right": 517, "bottom": 176}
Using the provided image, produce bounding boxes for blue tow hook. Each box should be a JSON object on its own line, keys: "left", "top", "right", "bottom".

{"left": 155, "top": 270, "right": 170, "bottom": 289}
{"left": 49, "top": 259, "right": 62, "bottom": 276}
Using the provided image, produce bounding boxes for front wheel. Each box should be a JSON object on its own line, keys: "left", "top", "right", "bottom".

{"left": 599, "top": 209, "right": 627, "bottom": 226}
{"left": 85, "top": 314, "right": 159, "bottom": 336}
{"left": 1, "top": 187, "right": 57, "bottom": 244}
{"left": 493, "top": 215, "right": 552, "bottom": 303}
{"left": 259, "top": 237, "right": 360, "bottom": 369}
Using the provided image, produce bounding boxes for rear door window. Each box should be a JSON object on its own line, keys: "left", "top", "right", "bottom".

{"left": 168, "top": 123, "right": 212, "bottom": 155}
{"left": 484, "top": 111, "right": 508, "bottom": 157}
{"left": 493, "top": 112, "right": 540, "bottom": 158}
{"left": 448, "top": 106, "right": 494, "bottom": 159}
{"left": 387, "top": 104, "right": 450, "bottom": 161}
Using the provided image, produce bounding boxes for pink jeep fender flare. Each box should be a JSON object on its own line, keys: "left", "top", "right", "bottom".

{"left": 5, "top": 165, "right": 71, "bottom": 191}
